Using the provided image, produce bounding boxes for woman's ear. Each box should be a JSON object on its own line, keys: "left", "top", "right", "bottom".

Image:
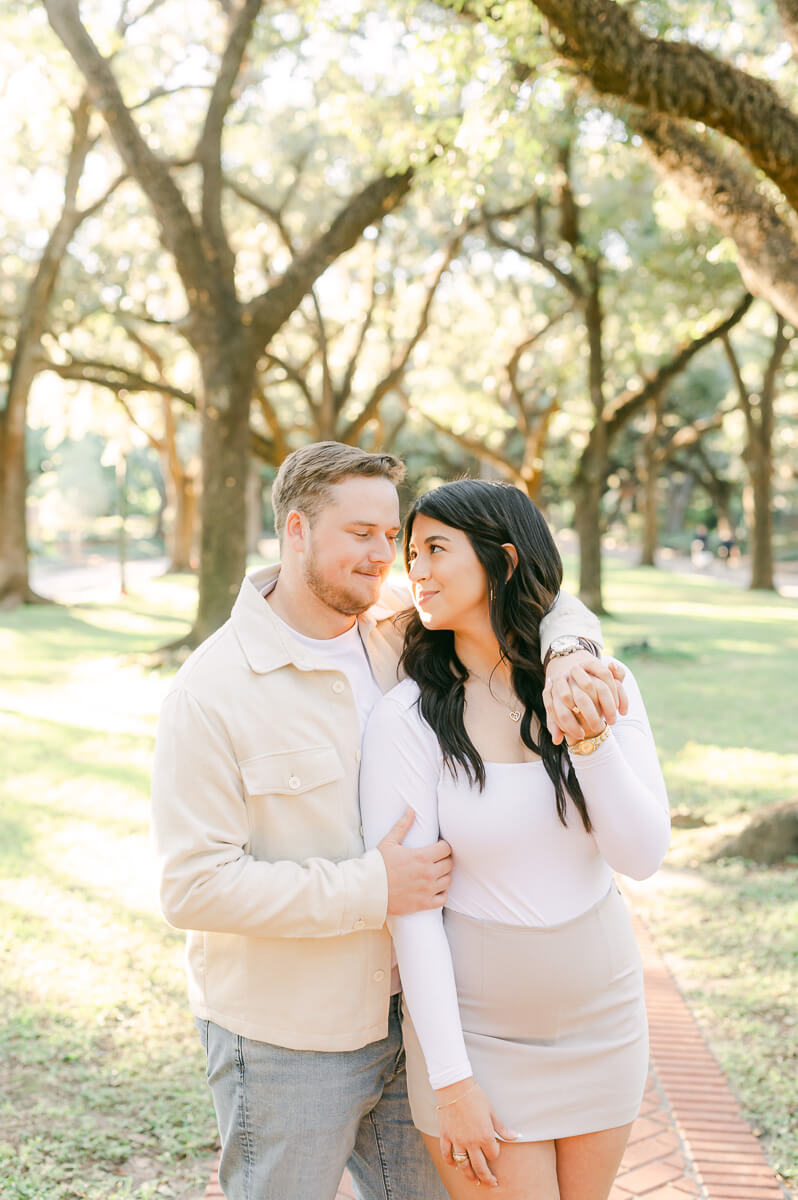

{"left": 501, "top": 542, "right": 519, "bottom": 579}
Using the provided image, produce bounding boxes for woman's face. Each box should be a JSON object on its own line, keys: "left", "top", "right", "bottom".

{"left": 406, "top": 513, "right": 490, "bottom": 632}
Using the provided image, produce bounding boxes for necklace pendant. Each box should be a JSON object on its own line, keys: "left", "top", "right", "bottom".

{"left": 509, "top": 709, "right": 521, "bottom": 722}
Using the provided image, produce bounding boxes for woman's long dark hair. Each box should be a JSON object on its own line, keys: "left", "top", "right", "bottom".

{"left": 400, "top": 479, "right": 591, "bottom": 832}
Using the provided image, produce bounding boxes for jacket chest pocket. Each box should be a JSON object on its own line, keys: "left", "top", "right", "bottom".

{"left": 240, "top": 744, "right": 345, "bottom": 799}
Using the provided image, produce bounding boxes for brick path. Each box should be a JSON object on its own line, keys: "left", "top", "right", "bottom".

{"left": 204, "top": 907, "right": 788, "bottom": 1200}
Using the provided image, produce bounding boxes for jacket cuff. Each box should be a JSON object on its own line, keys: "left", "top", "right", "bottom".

{"left": 340, "top": 847, "right": 389, "bottom": 933}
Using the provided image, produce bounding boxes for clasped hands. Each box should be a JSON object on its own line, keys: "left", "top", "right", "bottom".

{"left": 542, "top": 650, "right": 627, "bottom": 745}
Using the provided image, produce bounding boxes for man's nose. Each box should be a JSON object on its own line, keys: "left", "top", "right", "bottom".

{"left": 369, "top": 536, "right": 396, "bottom": 564}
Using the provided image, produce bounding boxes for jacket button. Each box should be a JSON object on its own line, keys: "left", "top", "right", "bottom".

{"left": 373, "top": 970, "right": 385, "bottom": 982}
{"left": 352, "top": 918, "right": 366, "bottom": 931}
{"left": 288, "top": 775, "right": 301, "bottom": 789}
{"left": 355, "top": 749, "right": 361, "bottom": 764}
{"left": 332, "top": 680, "right": 345, "bottom": 694}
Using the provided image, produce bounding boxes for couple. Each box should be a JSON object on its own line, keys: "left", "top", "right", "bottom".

{"left": 151, "top": 441, "right": 669, "bottom": 1200}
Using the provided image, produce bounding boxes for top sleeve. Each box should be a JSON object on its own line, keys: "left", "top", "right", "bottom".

{"left": 360, "top": 689, "right": 474, "bottom": 1088}
{"left": 569, "top": 662, "right": 671, "bottom": 879}
{"left": 539, "top": 589, "right": 603, "bottom": 657}
{"left": 151, "top": 687, "right": 388, "bottom": 939}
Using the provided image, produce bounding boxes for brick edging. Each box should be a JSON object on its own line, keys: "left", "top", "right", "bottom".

{"left": 630, "top": 908, "right": 789, "bottom": 1200}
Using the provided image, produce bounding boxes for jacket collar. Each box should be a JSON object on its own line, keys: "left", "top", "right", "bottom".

{"left": 230, "top": 565, "right": 405, "bottom": 675}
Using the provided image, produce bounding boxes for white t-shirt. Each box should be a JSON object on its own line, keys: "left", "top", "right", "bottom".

{"left": 263, "top": 588, "right": 383, "bottom": 733}
{"left": 359, "top": 663, "right": 670, "bottom": 1089}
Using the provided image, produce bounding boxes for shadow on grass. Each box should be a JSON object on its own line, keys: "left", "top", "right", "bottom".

{"left": 0, "top": 603, "right": 191, "bottom": 687}
{"left": 2, "top": 710, "right": 154, "bottom": 807}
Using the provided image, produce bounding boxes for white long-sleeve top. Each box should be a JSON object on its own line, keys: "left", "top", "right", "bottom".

{"left": 359, "top": 662, "right": 670, "bottom": 1090}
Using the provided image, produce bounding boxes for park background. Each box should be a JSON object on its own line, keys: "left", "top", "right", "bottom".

{"left": 1, "top": 1, "right": 797, "bottom": 1198}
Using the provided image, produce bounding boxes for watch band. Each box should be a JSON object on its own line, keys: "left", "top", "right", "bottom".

{"left": 567, "top": 724, "right": 611, "bottom": 755}
{"left": 543, "top": 636, "right": 599, "bottom": 672}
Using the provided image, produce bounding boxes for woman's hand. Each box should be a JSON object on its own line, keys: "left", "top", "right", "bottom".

{"left": 436, "top": 1078, "right": 518, "bottom": 1187}
{"left": 543, "top": 652, "right": 627, "bottom": 745}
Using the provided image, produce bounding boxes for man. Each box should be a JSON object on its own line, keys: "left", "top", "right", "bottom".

{"left": 151, "top": 442, "right": 624, "bottom": 1200}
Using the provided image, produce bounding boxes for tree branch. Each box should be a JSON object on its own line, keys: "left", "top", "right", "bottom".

{"left": 506, "top": 305, "right": 572, "bottom": 430}
{"left": 406, "top": 397, "right": 519, "bottom": 481}
{"left": 604, "top": 292, "right": 753, "bottom": 440}
{"left": 775, "top": 0, "right": 798, "bottom": 59}
{"left": 41, "top": 354, "right": 197, "bottom": 406}
{"left": 487, "top": 219, "right": 584, "bottom": 299}
{"left": 522, "top": 0, "right": 798, "bottom": 211}
{"left": 244, "top": 166, "right": 414, "bottom": 354}
{"left": 195, "top": 0, "right": 261, "bottom": 292}
{"left": 341, "top": 230, "right": 464, "bottom": 444}
{"left": 631, "top": 109, "right": 798, "bottom": 327}
{"left": 44, "top": 0, "right": 209, "bottom": 302}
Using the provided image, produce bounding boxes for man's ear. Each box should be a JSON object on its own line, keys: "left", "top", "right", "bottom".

{"left": 501, "top": 542, "right": 519, "bottom": 579}
{"left": 284, "top": 509, "right": 308, "bottom": 552}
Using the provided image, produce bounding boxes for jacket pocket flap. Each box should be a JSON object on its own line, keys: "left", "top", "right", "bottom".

{"left": 240, "top": 745, "right": 345, "bottom": 797}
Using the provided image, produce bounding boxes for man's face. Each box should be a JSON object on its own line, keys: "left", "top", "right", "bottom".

{"left": 300, "top": 475, "right": 401, "bottom": 616}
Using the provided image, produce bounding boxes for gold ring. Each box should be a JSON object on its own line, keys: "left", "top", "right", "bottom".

{"left": 452, "top": 1152, "right": 468, "bottom": 1163}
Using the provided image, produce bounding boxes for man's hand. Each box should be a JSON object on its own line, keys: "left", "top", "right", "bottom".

{"left": 543, "top": 651, "right": 628, "bottom": 746}
{"left": 378, "top": 809, "right": 452, "bottom": 916}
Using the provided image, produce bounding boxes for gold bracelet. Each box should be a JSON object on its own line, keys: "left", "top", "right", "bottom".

{"left": 435, "top": 1082, "right": 478, "bottom": 1110}
{"left": 567, "top": 723, "right": 611, "bottom": 756}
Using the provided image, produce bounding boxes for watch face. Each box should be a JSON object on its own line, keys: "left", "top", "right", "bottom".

{"left": 551, "top": 635, "right": 581, "bottom": 653}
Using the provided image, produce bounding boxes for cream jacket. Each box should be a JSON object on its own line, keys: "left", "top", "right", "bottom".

{"left": 151, "top": 565, "right": 601, "bottom": 1051}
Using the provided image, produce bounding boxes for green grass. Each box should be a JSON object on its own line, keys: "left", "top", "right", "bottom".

{"left": 0, "top": 561, "right": 796, "bottom": 1198}
{"left": 591, "top": 562, "right": 798, "bottom": 1194}
{"left": 0, "top": 575, "right": 216, "bottom": 1200}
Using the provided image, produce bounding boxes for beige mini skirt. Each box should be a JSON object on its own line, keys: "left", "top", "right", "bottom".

{"left": 402, "top": 884, "right": 649, "bottom": 1141}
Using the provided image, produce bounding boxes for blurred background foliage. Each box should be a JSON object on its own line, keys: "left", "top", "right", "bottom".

{"left": 0, "top": 0, "right": 796, "bottom": 625}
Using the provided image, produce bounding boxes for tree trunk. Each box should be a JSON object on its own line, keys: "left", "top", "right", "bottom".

{"left": 163, "top": 466, "right": 197, "bottom": 574}
{"left": 0, "top": 401, "right": 32, "bottom": 607}
{"left": 246, "top": 462, "right": 263, "bottom": 556}
{"left": 640, "top": 461, "right": 659, "bottom": 567}
{"left": 191, "top": 337, "right": 255, "bottom": 643}
{"left": 573, "top": 456, "right": 606, "bottom": 614}
{"left": 664, "top": 472, "right": 695, "bottom": 535}
{"left": 640, "top": 392, "right": 665, "bottom": 566}
{"left": 575, "top": 257, "right": 607, "bottom": 613}
{"left": 744, "top": 452, "right": 775, "bottom": 589}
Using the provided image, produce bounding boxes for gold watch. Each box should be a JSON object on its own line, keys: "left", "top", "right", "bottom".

{"left": 567, "top": 724, "right": 611, "bottom": 755}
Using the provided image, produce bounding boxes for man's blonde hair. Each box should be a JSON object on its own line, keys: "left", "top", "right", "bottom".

{"left": 271, "top": 441, "right": 405, "bottom": 542}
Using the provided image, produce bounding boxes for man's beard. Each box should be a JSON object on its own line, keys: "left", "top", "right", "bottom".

{"left": 303, "top": 555, "right": 381, "bottom": 617}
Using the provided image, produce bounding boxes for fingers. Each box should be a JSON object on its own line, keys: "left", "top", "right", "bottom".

{"left": 467, "top": 1145, "right": 498, "bottom": 1187}
{"left": 609, "top": 661, "right": 629, "bottom": 714}
{"left": 543, "top": 676, "right": 587, "bottom": 744}
{"left": 386, "top": 808, "right": 415, "bottom": 843}
{"left": 492, "top": 1116, "right": 520, "bottom": 1143}
{"left": 429, "top": 838, "right": 453, "bottom": 863}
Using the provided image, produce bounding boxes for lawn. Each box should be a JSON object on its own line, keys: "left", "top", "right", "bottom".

{"left": 0, "top": 561, "right": 795, "bottom": 1198}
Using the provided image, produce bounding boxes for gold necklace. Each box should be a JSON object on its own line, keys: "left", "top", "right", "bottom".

{"left": 467, "top": 673, "right": 523, "bottom": 722}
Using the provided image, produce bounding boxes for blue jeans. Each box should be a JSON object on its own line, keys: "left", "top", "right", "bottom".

{"left": 195, "top": 996, "right": 445, "bottom": 1200}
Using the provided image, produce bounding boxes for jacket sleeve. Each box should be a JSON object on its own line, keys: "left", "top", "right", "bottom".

{"left": 151, "top": 687, "right": 388, "bottom": 939}
{"left": 539, "top": 589, "right": 602, "bottom": 657}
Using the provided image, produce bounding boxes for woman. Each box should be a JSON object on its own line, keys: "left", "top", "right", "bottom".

{"left": 360, "top": 480, "right": 670, "bottom": 1198}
